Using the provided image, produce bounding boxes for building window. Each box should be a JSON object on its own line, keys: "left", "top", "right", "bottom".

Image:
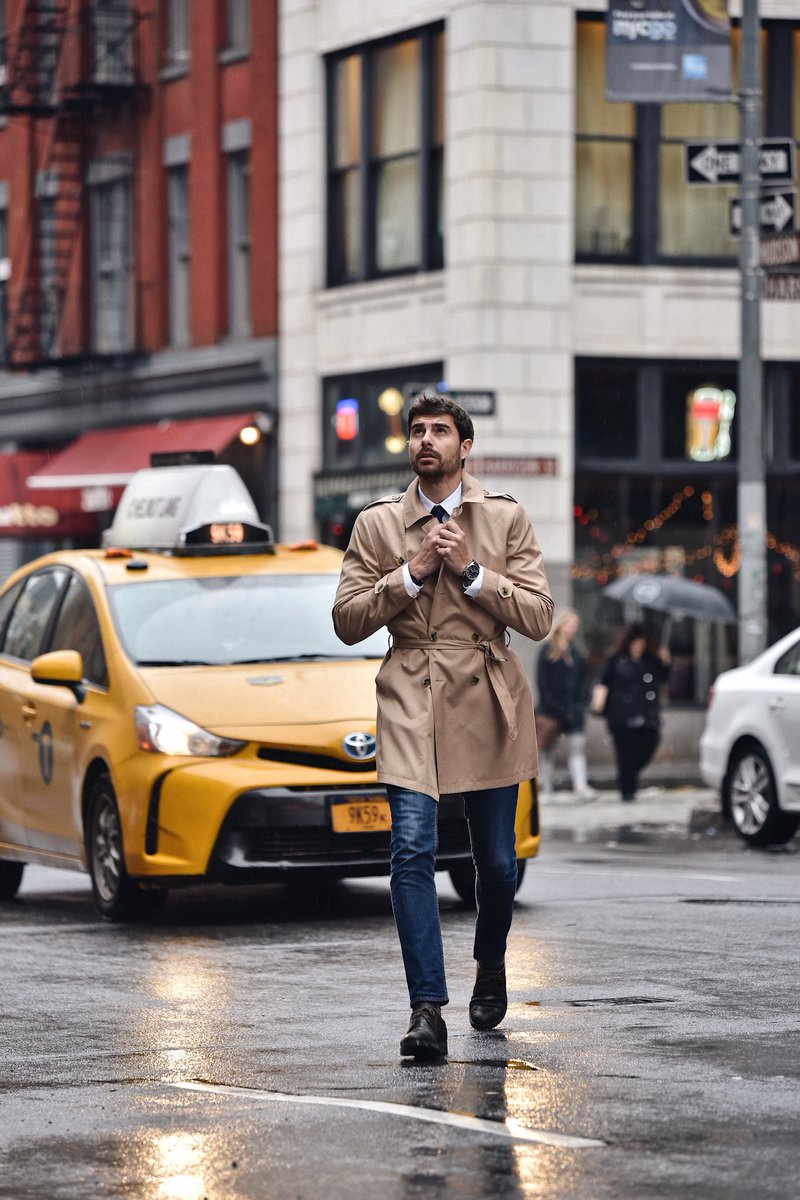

{"left": 226, "top": 0, "right": 249, "bottom": 54}
{"left": 38, "top": 192, "right": 58, "bottom": 358}
{"left": 326, "top": 24, "right": 444, "bottom": 286}
{"left": 90, "top": 175, "right": 132, "bottom": 354}
{"left": 573, "top": 360, "right": 800, "bottom": 700}
{"left": 226, "top": 151, "right": 250, "bottom": 338}
{"left": 165, "top": 0, "right": 189, "bottom": 64}
{"left": 0, "top": 197, "right": 7, "bottom": 365}
{"left": 321, "top": 363, "right": 442, "bottom": 473}
{"left": 316, "top": 362, "right": 443, "bottom": 549}
{"left": 575, "top": 17, "right": 785, "bottom": 264}
{"left": 167, "top": 165, "right": 190, "bottom": 347}
{"left": 92, "top": 0, "right": 134, "bottom": 85}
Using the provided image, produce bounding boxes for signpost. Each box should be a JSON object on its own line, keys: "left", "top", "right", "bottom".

{"left": 737, "top": 0, "right": 768, "bottom": 664}
{"left": 684, "top": 137, "right": 796, "bottom": 185}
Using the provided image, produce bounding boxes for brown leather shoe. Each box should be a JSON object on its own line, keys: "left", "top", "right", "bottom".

{"left": 469, "top": 963, "right": 507, "bottom": 1030}
{"left": 400, "top": 1004, "right": 448, "bottom": 1058}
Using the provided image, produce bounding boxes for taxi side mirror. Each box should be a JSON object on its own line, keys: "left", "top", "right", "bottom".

{"left": 31, "top": 650, "right": 86, "bottom": 703}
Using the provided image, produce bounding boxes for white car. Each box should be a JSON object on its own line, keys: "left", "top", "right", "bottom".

{"left": 700, "top": 628, "right": 800, "bottom": 846}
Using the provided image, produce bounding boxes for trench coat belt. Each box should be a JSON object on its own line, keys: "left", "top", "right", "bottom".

{"left": 391, "top": 636, "right": 518, "bottom": 742}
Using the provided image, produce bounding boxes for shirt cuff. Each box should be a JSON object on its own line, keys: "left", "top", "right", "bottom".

{"left": 402, "top": 562, "right": 423, "bottom": 597}
{"left": 464, "top": 567, "right": 484, "bottom": 597}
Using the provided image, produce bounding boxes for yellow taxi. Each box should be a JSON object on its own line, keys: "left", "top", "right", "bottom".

{"left": 0, "top": 459, "right": 540, "bottom": 920}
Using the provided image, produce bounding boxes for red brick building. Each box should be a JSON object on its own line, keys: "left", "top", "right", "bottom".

{"left": 0, "top": 0, "right": 278, "bottom": 569}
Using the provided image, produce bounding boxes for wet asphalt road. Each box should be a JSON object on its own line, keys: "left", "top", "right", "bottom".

{"left": 2, "top": 822, "right": 800, "bottom": 1200}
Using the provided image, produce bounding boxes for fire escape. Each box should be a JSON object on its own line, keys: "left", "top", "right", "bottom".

{"left": 0, "top": 1, "right": 144, "bottom": 369}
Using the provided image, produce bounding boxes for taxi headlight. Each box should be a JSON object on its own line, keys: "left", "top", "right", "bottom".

{"left": 134, "top": 704, "right": 245, "bottom": 757}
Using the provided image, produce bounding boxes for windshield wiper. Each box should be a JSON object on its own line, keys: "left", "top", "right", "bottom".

{"left": 136, "top": 659, "right": 216, "bottom": 667}
{"left": 231, "top": 654, "right": 349, "bottom": 664}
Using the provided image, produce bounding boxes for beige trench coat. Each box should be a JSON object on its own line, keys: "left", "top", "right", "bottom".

{"left": 332, "top": 473, "right": 553, "bottom": 799}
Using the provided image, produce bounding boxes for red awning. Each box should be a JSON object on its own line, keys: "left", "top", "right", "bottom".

{"left": 0, "top": 451, "right": 100, "bottom": 538}
{"left": 26, "top": 412, "right": 259, "bottom": 495}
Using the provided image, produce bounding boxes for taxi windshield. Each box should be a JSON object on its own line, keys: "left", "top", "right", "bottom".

{"left": 108, "top": 574, "right": 389, "bottom": 666}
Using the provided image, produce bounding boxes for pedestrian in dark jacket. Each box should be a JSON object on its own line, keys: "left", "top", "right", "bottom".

{"left": 592, "top": 623, "right": 670, "bottom": 802}
{"left": 536, "top": 609, "right": 595, "bottom": 798}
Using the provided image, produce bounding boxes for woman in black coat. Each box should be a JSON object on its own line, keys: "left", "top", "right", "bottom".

{"left": 536, "top": 609, "right": 594, "bottom": 797}
{"left": 593, "top": 624, "right": 670, "bottom": 802}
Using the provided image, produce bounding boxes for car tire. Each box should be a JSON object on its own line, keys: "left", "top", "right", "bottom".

{"left": 726, "top": 744, "right": 800, "bottom": 847}
{"left": 0, "top": 859, "right": 25, "bottom": 900}
{"left": 448, "top": 859, "right": 527, "bottom": 907}
{"left": 86, "top": 773, "right": 167, "bottom": 922}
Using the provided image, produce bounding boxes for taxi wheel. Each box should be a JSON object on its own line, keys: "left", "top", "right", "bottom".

{"left": 0, "top": 859, "right": 25, "bottom": 900}
{"left": 448, "top": 859, "right": 527, "bottom": 907}
{"left": 87, "top": 774, "right": 167, "bottom": 922}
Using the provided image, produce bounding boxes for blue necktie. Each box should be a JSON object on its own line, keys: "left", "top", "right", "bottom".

{"left": 430, "top": 504, "right": 448, "bottom": 523}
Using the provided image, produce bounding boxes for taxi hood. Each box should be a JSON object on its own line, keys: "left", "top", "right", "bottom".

{"left": 138, "top": 657, "right": 380, "bottom": 738}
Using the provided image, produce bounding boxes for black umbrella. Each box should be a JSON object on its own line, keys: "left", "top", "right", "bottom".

{"left": 602, "top": 574, "right": 737, "bottom": 623}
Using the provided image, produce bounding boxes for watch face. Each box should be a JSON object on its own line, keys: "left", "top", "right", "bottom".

{"left": 462, "top": 561, "right": 480, "bottom": 584}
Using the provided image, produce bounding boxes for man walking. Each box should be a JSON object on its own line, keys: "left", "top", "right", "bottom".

{"left": 332, "top": 394, "right": 552, "bottom": 1058}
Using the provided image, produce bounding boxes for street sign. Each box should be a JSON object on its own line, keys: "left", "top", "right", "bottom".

{"left": 684, "top": 138, "right": 796, "bottom": 185}
{"left": 760, "top": 232, "right": 800, "bottom": 267}
{"left": 763, "top": 273, "right": 800, "bottom": 300}
{"left": 404, "top": 384, "right": 496, "bottom": 416}
{"left": 729, "top": 190, "right": 796, "bottom": 237}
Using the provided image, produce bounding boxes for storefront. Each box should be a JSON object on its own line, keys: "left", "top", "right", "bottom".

{"left": 0, "top": 411, "right": 275, "bottom": 583}
{"left": 573, "top": 359, "right": 800, "bottom": 703}
{"left": 314, "top": 363, "right": 444, "bottom": 549}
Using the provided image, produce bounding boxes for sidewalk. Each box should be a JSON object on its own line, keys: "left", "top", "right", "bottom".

{"left": 538, "top": 785, "right": 727, "bottom": 845}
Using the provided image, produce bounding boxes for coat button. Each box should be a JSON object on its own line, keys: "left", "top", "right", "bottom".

{"left": 471, "top": 632, "right": 480, "bottom": 642}
{"left": 423, "top": 677, "right": 431, "bottom": 687}
{"left": 471, "top": 676, "right": 479, "bottom": 685}
{"left": 430, "top": 631, "right": 438, "bottom": 641}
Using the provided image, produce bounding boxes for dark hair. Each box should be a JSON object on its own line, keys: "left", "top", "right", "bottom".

{"left": 406, "top": 393, "right": 474, "bottom": 444}
{"left": 615, "top": 623, "right": 659, "bottom": 657}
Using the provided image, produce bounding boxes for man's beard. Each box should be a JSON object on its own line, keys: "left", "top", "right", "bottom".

{"left": 413, "top": 455, "right": 445, "bottom": 479}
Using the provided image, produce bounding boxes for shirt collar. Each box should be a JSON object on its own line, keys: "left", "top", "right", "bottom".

{"left": 418, "top": 483, "right": 462, "bottom": 519}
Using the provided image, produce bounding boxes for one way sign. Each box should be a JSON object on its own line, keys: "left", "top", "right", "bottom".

{"left": 685, "top": 138, "right": 796, "bottom": 186}
{"left": 729, "top": 190, "right": 797, "bottom": 237}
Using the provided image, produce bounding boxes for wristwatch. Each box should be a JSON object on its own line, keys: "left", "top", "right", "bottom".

{"left": 460, "top": 560, "right": 480, "bottom": 590}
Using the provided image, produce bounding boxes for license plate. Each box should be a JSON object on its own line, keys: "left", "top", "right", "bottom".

{"left": 330, "top": 798, "right": 391, "bottom": 833}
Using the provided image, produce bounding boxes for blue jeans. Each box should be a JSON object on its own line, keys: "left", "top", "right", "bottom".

{"left": 387, "top": 784, "right": 519, "bottom": 1009}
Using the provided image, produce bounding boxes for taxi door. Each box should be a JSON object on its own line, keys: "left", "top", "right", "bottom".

{"left": 0, "top": 578, "right": 28, "bottom": 844}
{"left": 16, "top": 573, "right": 111, "bottom": 862}
{"left": 0, "top": 568, "right": 69, "bottom": 851}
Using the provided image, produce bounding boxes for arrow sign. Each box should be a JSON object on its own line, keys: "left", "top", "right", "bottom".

{"left": 685, "top": 138, "right": 796, "bottom": 185}
{"left": 729, "top": 190, "right": 797, "bottom": 237}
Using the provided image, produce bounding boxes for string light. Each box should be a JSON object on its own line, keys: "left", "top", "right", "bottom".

{"left": 572, "top": 491, "right": 800, "bottom": 584}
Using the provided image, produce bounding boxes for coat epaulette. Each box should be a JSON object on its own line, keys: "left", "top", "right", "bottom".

{"left": 482, "top": 488, "right": 518, "bottom": 503}
{"left": 362, "top": 493, "right": 405, "bottom": 510}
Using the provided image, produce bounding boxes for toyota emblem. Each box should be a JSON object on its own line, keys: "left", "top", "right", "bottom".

{"left": 342, "top": 732, "right": 376, "bottom": 760}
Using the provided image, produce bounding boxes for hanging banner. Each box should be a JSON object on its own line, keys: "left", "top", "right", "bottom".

{"left": 605, "top": 0, "right": 732, "bottom": 103}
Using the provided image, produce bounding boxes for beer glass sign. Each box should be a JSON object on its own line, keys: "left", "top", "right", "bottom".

{"left": 686, "top": 386, "right": 736, "bottom": 461}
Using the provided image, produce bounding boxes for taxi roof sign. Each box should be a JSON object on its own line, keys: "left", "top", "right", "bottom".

{"left": 102, "top": 463, "right": 274, "bottom": 553}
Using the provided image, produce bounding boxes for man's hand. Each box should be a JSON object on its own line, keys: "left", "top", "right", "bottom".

{"left": 408, "top": 518, "right": 472, "bottom": 581}
{"left": 435, "top": 518, "right": 471, "bottom": 576}
{"left": 408, "top": 525, "right": 445, "bottom": 581}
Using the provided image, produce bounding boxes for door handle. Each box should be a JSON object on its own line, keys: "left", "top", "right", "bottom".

{"left": 21, "top": 702, "right": 37, "bottom": 723}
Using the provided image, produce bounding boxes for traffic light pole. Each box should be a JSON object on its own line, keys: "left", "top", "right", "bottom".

{"left": 737, "top": 0, "right": 767, "bottom": 662}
